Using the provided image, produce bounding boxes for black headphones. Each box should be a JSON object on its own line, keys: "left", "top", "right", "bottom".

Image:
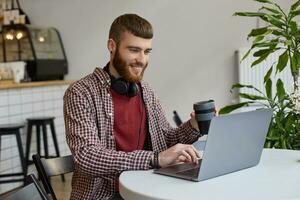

{"left": 104, "top": 64, "right": 139, "bottom": 97}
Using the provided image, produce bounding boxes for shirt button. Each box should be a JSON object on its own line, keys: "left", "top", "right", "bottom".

{"left": 107, "top": 93, "right": 111, "bottom": 97}
{"left": 108, "top": 113, "right": 112, "bottom": 117}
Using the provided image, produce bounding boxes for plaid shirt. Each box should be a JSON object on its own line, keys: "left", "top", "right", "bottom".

{"left": 63, "top": 67, "right": 201, "bottom": 200}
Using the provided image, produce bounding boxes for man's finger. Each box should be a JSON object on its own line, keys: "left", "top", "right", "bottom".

{"left": 185, "top": 146, "right": 199, "bottom": 163}
{"left": 177, "top": 155, "right": 187, "bottom": 163}
{"left": 191, "top": 145, "right": 201, "bottom": 158}
{"left": 181, "top": 150, "right": 192, "bottom": 162}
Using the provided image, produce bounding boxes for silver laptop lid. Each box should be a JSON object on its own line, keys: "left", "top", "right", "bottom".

{"left": 198, "top": 108, "right": 272, "bottom": 181}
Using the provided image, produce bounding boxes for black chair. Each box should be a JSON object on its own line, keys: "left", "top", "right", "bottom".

{"left": 0, "top": 123, "right": 26, "bottom": 184}
{"left": 173, "top": 110, "right": 183, "bottom": 127}
{"left": 25, "top": 117, "right": 60, "bottom": 174}
{"left": 32, "top": 154, "right": 75, "bottom": 200}
{"left": 5, "top": 174, "right": 49, "bottom": 200}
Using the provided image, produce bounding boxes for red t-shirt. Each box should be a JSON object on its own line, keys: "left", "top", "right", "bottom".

{"left": 111, "top": 85, "right": 148, "bottom": 191}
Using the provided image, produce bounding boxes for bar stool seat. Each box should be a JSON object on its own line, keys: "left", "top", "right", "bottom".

{"left": 0, "top": 123, "right": 26, "bottom": 184}
{"left": 26, "top": 117, "right": 55, "bottom": 123}
{"left": 25, "top": 117, "right": 60, "bottom": 175}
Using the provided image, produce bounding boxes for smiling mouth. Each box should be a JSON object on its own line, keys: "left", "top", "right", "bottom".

{"left": 130, "top": 66, "right": 143, "bottom": 74}
{"left": 131, "top": 67, "right": 143, "bottom": 70}
{"left": 130, "top": 64, "right": 143, "bottom": 68}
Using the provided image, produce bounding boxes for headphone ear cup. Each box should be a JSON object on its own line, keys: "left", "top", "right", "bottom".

{"left": 127, "top": 83, "right": 139, "bottom": 97}
{"left": 111, "top": 79, "right": 129, "bottom": 95}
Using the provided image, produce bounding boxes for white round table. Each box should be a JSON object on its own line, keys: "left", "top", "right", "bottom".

{"left": 119, "top": 149, "right": 300, "bottom": 200}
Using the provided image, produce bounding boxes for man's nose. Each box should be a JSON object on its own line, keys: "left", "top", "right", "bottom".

{"left": 136, "top": 52, "right": 147, "bottom": 64}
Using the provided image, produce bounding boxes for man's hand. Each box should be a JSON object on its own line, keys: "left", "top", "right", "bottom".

{"left": 189, "top": 109, "right": 218, "bottom": 132}
{"left": 189, "top": 112, "right": 199, "bottom": 131}
{"left": 158, "top": 144, "right": 201, "bottom": 168}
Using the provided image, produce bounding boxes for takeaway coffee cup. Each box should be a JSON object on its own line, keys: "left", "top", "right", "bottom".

{"left": 193, "top": 100, "right": 215, "bottom": 135}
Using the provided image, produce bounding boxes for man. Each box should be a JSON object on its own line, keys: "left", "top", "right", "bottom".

{"left": 64, "top": 14, "right": 202, "bottom": 200}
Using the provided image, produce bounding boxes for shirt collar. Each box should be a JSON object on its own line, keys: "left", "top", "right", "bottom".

{"left": 93, "top": 67, "right": 111, "bottom": 87}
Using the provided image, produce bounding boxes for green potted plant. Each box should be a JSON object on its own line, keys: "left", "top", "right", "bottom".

{"left": 219, "top": 0, "right": 300, "bottom": 149}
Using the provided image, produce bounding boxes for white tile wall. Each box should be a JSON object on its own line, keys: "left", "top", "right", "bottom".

{"left": 0, "top": 84, "right": 71, "bottom": 194}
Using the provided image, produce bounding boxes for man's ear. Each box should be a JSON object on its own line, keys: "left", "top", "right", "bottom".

{"left": 107, "top": 39, "right": 116, "bottom": 54}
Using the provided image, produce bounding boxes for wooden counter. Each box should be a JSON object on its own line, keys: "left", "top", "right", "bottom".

{"left": 0, "top": 80, "right": 75, "bottom": 90}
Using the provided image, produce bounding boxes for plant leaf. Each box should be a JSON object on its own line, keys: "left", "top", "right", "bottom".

{"left": 233, "top": 12, "right": 266, "bottom": 17}
{"left": 290, "top": 21, "right": 298, "bottom": 35}
{"left": 231, "top": 83, "right": 256, "bottom": 90}
{"left": 239, "top": 93, "right": 267, "bottom": 100}
{"left": 219, "top": 102, "right": 251, "bottom": 115}
{"left": 284, "top": 40, "right": 292, "bottom": 46}
{"left": 276, "top": 50, "right": 288, "bottom": 72}
{"left": 290, "top": 52, "right": 299, "bottom": 72}
{"left": 273, "top": 141, "right": 280, "bottom": 148}
{"left": 271, "top": 29, "right": 287, "bottom": 37}
{"left": 254, "top": 35, "right": 265, "bottom": 43}
{"left": 264, "top": 66, "right": 273, "bottom": 83}
{"left": 264, "top": 141, "right": 272, "bottom": 148}
{"left": 276, "top": 79, "right": 286, "bottom": 102}
{"left": 291, "top": 54, "right": 297, "bottom": 72}
{"left": 231, "top": 83, "right": 264, "bottom": 95}
{"left": 253, "top": 48, "right": 275, "bottom": 57}
{"left": 265, "top": 79, "right": 272, "bottom": 99}
{"left": 266, "top": 136, "right": 280, "bottom": 141}
{"left": 251, "top": 52, "right": 270, "bottom": 67}
{"left": 293, "top": 143, "right": 300, "bottom": 149}
{"left": 285, "top": 114, "right": 295, "bottom": 130}
{"left": 241, "top": 49, "right": 251, "bottom": 62}
{"left": 248, "top": 27, "right": 269, "bottom": 38}
{"left": 290, "top": 9, "right": 300, "bottom": 18}
{"left": 295, "top": 31, "right": 300, "bottom": 40}
{"left": 291, "top": 0, "right": 300, "bottom": 10}
{"left": 259, "top": 6, "right": 281, "bottom": 14}
{"left": 254, "top": 0, "right": 272, "bottom": 4}
{"left": 239, "top": 93, "right": 267, "bottom": 101}
{"left": 280, "top": 137, "right": 287, "bottom": 149}
{"left": 251, "top": 39, "right": 279, "bottom": 48}
{"left": 265, "top": 15, "right": 285, "bottom": 28}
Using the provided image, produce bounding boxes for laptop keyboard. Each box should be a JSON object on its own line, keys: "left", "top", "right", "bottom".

{"left": 155, "top": 159, "right": 202, "bottom": 179}
{"left": 164, "top": 161, "right": 200, "bottom": 172}
{"left": 176, "top": 166, "right": 200, "bottom": 177}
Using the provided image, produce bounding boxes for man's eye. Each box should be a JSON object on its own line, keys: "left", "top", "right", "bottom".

{"left": 145, "top": 50, "right": 151, "bottom": 55}
{"left": 129, "top": 48, "right": 140, "bottom": 53}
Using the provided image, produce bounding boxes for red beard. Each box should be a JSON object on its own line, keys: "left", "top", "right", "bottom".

{"left": 112, "top": 48, "right": 148, "bottom": 83}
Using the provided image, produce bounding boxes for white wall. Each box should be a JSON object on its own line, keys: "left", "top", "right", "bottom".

{"left": 21, "top": 0, "right": 290, "bottom": 123}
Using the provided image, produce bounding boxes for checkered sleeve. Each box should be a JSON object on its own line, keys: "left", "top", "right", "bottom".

{"left": 64, "top": 88, "right": 153, "bottom": 180}
{"left": 151, "top": 89, "right": 201, "bottom": 147}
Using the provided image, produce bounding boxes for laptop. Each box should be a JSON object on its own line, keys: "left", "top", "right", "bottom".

{"left": 154, "top": 108, "right": 273, "bottom": 181}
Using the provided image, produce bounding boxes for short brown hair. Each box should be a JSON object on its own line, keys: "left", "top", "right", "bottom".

{"left": 109, "top": 14, "right": 153, "bottom": 44}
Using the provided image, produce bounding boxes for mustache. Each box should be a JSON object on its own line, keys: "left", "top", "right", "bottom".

{"left": 130, "top": 62, "right": 145, "bottom": 68}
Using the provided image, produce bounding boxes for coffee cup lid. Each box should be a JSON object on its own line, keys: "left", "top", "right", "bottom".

{"left": 193, "top": 100, "right": 215, "bottom": 110}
